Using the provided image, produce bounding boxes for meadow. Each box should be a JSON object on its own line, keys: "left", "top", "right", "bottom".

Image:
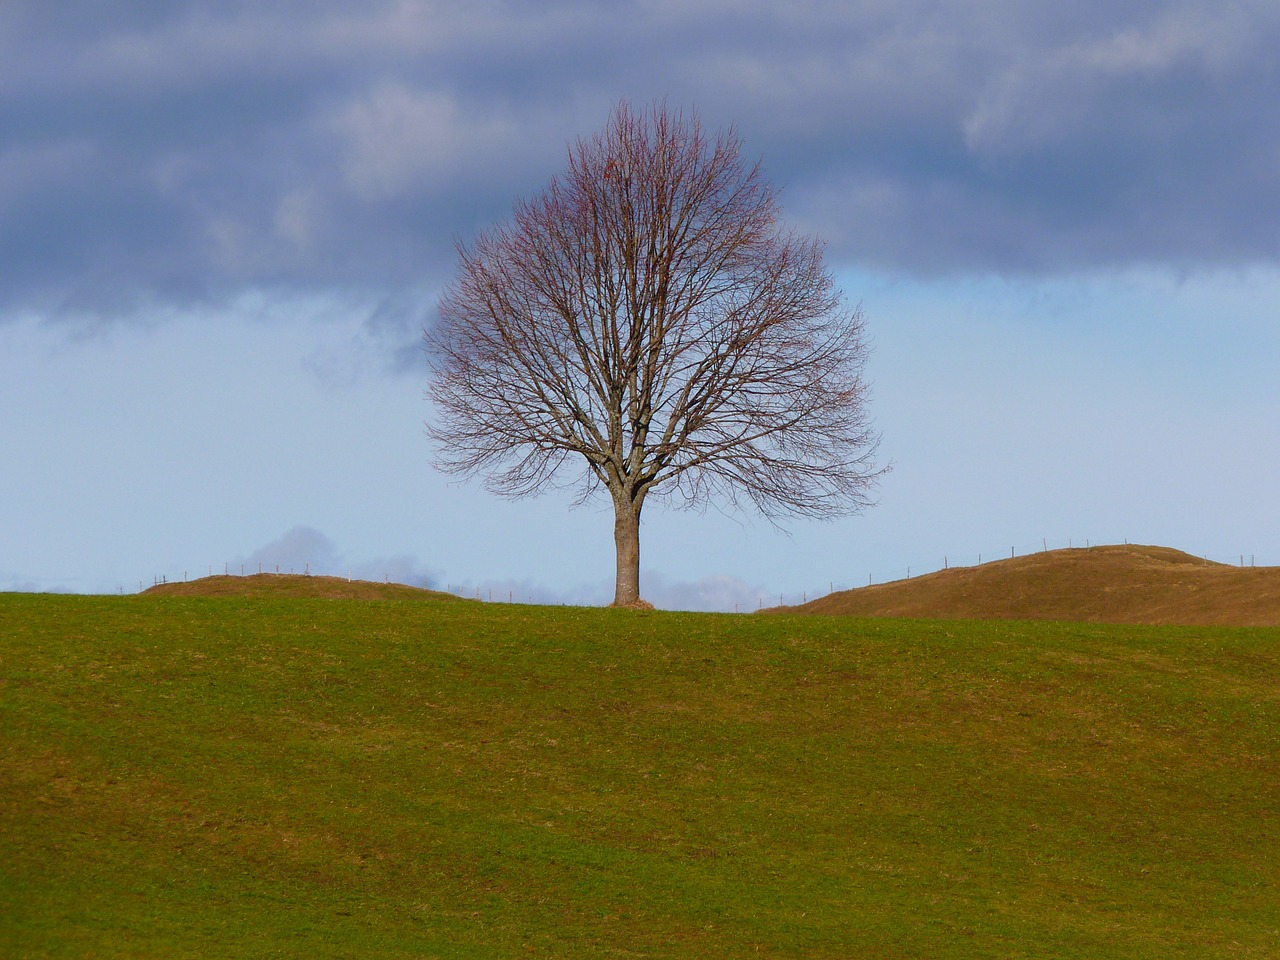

{"left": 2, "top": 588, "right": 1277, "bottom": 957}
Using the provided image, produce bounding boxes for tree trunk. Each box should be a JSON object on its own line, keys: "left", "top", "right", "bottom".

{"left": 610, "top": 496, "right": 648, "bottom": 608}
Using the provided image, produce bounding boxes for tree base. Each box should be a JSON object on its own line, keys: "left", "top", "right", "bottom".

{"left": 609, "top": 597, "right": 655, "bottom": 610}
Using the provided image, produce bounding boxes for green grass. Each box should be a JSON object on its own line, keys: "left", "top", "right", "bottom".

{"left": 2, "top": 592, "right": 1277, "bottom": 958}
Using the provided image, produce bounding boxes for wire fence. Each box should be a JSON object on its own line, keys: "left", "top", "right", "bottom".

{"left": 137, "top": 564, "right": 555, "bottom": 605}
{"left": 136, "top": 537, "right": 1270, "bottom": 609}
{"left": 139, "top": 561, "right": 438, "bottom": 595}
{"left": 764, "top": 537, "right": 1269, "bottom": 610}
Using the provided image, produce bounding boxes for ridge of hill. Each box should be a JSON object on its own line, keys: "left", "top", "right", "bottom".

{"left": 776, "top": 544, "right": 1280, "bottom": 625}
{"left": 142, "top": 573, "right": 466, "bottom": 602}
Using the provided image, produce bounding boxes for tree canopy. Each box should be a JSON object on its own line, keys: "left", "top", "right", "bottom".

{"left": 427, "top": 102, "right": 881, "bottom": 606}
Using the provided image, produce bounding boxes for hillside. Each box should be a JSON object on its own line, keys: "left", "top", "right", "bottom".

{"left": 142, "top": 572, "right": 467, "bottom": 602}
{"left": 3, "top": 592, "right": 1278, "bottom": 957}
{"left": 778, "top": 544, "right": 1280, "bottom": 625}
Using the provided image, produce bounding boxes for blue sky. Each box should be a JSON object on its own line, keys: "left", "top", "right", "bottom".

{"left": 3, "top": 1, "right": 1278, "bottom": 608}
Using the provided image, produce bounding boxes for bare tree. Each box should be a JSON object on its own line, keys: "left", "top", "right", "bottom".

{"left": 427, "top": 102, "right": 881, "bottom": 608}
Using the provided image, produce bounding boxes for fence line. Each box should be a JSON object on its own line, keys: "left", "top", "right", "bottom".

{"left": 764, "top": 538, "right": 1269, "bottom": 608}
{"left": 139, "top": 538, "right": 1268, "bottom": 605}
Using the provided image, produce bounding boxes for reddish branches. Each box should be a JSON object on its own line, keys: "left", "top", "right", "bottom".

{"left": 427, "top": 102, "right": 882, "bottom": 605}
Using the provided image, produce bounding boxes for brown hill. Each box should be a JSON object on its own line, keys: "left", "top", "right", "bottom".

{"left": 143, "top": 573, "right": 466, "bottom": 602}
{"left": 774, "top": 544, "right": 1280, "bottom": 626}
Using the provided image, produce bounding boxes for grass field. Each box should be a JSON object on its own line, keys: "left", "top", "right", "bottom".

{"left": 3, "top": 589, "right": 1278, "bottom": 957}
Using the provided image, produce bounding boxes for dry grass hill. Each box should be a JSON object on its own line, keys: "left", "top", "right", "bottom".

{"left": 142, "top": 573, "right": 466, "bottom": 602}
{"left": 144, "top": 547, "right": 1280, "bottom": 626}
{"left": 775, "top": 544, "right": 1280, "bottom": 626}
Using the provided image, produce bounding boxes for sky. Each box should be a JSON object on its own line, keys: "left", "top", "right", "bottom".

{"left": 2, "top": 0, "right": 1278, "bottom": 609}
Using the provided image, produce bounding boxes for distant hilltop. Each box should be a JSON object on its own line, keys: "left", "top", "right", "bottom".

{"left": 768, "top": 544, "right": 1280, "bottom": 627}
{"left": 142, "top": 573, "right": 467, "bottom": 603}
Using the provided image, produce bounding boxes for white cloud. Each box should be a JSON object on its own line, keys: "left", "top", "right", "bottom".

{"left": 641, "top": 571, "right": 767, "bottom": 613}
{"left": 457, "top": 569, "right": 767, "bottom": 612}
{"left": 460, "top": 577, "right": 607, "bottom": 607}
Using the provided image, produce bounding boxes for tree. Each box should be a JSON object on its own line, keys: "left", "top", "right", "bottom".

{"left": 426, "top": 102, "right": 881, "bottom": 608}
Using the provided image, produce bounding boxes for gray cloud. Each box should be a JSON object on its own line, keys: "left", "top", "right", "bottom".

{"left": 4, "top": 0, "right": 1278, "bottom": 320}
{"left": 236, "top": 525, "right": 441, "bottom": 587}
{"left": 0, "top": 573, "right": 77, "bottom": 594}
{"left": 239, "top": 525, "right": 340, "bottom": 575}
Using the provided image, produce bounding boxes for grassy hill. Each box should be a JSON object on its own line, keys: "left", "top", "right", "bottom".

{"left": 777, "top": 544, "right": 1280, "bottom": 626}
{"left": 2, "top": 587, "right": 1278, "bottom": 957}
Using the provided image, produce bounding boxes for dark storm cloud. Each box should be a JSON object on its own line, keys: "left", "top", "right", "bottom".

{"left": 3, "top": 0, "right": 1277, "bottom": 318}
